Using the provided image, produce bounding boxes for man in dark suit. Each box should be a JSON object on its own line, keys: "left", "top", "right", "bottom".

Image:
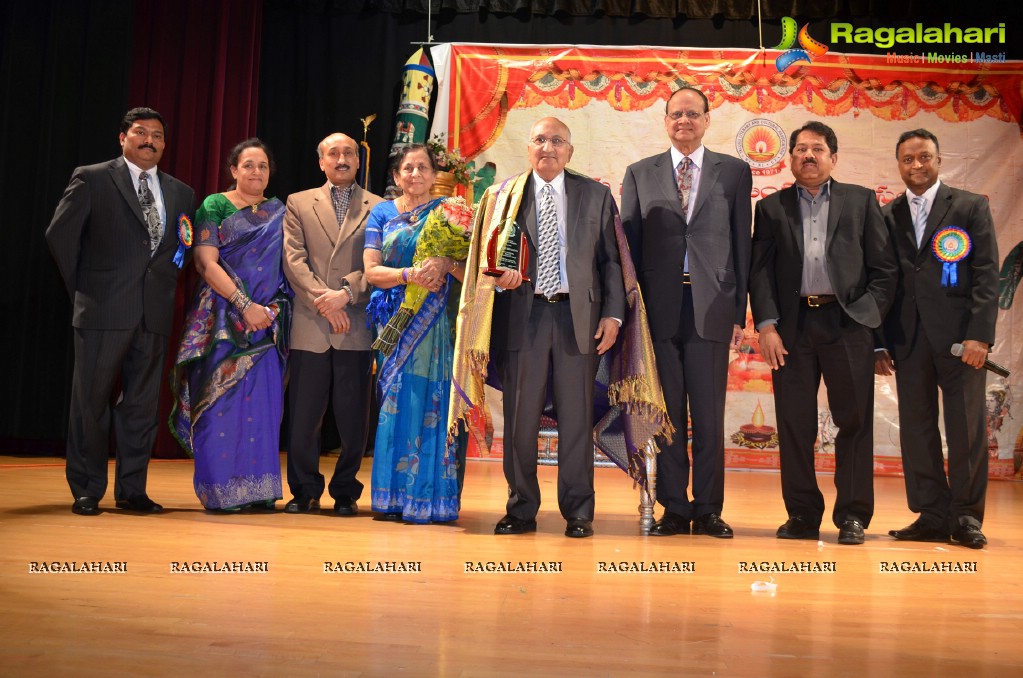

{"left": 282, "top": 132, "right": 383, "bottom": 516}
{"left": 749, "top": 121, "right": 896, "bottom": 545}
{"left": 875, "top": 129, "right": 998, "bottom": 549}
{"left": 486, "top": 117, "right": 626, "bottom": 538}
{"left": 45, "top": 107, "right": 196, "bottom": 515}
{"left": 621, "top": 86, "right": 752, "bottom": 539}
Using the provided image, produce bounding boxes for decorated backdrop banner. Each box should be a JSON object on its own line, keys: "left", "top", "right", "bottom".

{"left": 430, "top": 43, "right": 1023, "bottom": 480}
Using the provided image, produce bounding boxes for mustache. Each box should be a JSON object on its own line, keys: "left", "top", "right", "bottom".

{"left": 139, "top": 143, "right": 157, "bottom": 151}
{"left": 334, "top": 164, "right": 351, "bottom": 171}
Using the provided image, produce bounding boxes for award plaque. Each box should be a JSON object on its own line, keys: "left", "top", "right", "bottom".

{"left": 483, "top": 219, "right": 531, "bottom": 281}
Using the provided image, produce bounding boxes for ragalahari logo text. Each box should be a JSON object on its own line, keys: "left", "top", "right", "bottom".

{"left": 773, "top": 17, "right": 829, "bottom": 72}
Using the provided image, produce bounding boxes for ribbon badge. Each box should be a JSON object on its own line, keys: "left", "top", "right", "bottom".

{"left": 931, "top": 226, "right": 971, "bottom": 288}
{"left": 172, "top": 213, "right": 193, "bottom": 269}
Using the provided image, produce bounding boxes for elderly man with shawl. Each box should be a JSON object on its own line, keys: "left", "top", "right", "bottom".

{"left": 449, "top": 117, "right": 671, "bottom": 538}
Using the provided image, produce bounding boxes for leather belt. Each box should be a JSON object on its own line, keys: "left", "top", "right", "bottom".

{"left": 535, "top": 293, "right": 570, "bottom": 303}
{"left": 682, "top": 272, "right": 692, "bottom": 285}
{"left": 802, "top": 295, "right": 837, "bottom": 308}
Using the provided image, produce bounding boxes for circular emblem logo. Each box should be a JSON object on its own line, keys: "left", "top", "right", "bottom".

{"left": 736, "top": 119, "right": 787, "bottom": 170}
{"left": 932, "top": 226, "right": 971, "bottom": 263}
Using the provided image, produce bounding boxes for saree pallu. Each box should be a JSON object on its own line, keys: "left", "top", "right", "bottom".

{"left": 170, "top": 197, "right": 292, "bottom": 510}
{"left": 367, "top": 198, "right": 460, "bottom": 523}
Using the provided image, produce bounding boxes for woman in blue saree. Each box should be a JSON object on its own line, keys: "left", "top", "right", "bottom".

{"left": 170, "top": 139, "right": 292, "bottom": 511}
{"left": 363, "top": 144, "right": 467, "bottom": 523}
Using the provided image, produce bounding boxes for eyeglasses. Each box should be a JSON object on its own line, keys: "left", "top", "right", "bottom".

{"left": 531, "top": 136, "right": 570, "bottom": 148}
{"left": 666, "top": 111, "right": 705, "bottom": 121}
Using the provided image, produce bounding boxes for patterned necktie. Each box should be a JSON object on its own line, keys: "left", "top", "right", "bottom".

{"left": 331, "top": 184, "right": 351, "bottom": 227}
{"left": 677, "top": 157, "right": 693, "bottom": 217}
{"left": 911, "top": 195, "right": 928, "bottom": 247}
{"left": 138, "top": 171, "right": 162, "bottom": 253}
{"left": 536, "top": 183, "right": 561, "bottom": 297}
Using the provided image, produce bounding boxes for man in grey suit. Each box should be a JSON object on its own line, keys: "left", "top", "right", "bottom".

{"left": 875, "top": 129, "right": 998, "bottom": 549}
{"left": 282, "top": 132, "right": 383, "bottom": 515}
{"left": 750, "top": 121, "right": 896, "bottom": 545}
{"left": 486, "top": 117, "right": 626, "bottom": 538}
{"left": 621, "top": 86, "right": 752, "bottom": 538}
{"left": 46, "top": 107, "right": 196, "bottom": 515}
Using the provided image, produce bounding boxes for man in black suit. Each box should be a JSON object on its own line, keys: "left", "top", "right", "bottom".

{"left": 621, "top": 86, "right": 752, "bottom": 539}
{"left": 749, "top": 121, "right": 896, "bottom": 545}
{"left": 875, "top": 129, "right": 998, "bottom": 549}
{"left": 46, "top": 107, "right": 196, "bottom": 515}
{"left": 486, "top": 117, "right": 626, "bottom": 538}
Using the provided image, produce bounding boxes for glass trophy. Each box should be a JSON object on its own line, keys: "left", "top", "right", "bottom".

{"left": 483, "top": 219, "right": 531, "bottom": 282}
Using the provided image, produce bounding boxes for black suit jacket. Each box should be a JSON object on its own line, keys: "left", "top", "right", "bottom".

{"left": 621, "top": 148, "right": 752, "bottom": 342}
{"left": 491, "top": 171, "right": 625, "bottom": 354}
{"left": 46, "top": 157, "right": 196, "bottom": 337}
{"left": 749, "top": 180, "right": 897, "bottom": 347}
{"left": 879, "top": 183, "right": 998, "bottom": 360}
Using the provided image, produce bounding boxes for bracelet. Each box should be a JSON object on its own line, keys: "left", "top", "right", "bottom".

{"left": 395, "top": 268, "right": 405, "bottom": 285}
{"left": 402, "top": 268, "right": 411, "bottom": 284}
{"left": 228, "top": 288, "right": 252, "bottom": 314}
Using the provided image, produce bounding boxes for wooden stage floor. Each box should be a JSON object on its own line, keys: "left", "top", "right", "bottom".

{"left": 1, "top": 454, "right": 1021, "bottom": 677}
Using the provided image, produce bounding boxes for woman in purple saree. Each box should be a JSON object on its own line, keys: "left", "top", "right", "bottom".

{"left": 170, "top": 139, "right": 292, "bottom": 511}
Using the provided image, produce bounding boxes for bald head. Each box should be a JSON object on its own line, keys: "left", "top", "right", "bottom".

{"left": 528, "top": 117, "right": 574, "bottom": 182}
{"left": 318, "top": 133, "right": 360, "bottom": 187}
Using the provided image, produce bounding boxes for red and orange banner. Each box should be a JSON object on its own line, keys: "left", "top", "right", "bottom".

{"left": 431, "top": 43, "right": 1023, "bottom": 479}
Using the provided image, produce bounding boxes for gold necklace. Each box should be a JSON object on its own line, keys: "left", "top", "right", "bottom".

{"left": 234, "top": 190, "right": 264, "bottom": 212}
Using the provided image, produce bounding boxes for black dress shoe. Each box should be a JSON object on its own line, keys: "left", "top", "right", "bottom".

{"left": 951, "top": 524, "right": 987, "bottom": 549}
{"left": 284, "top": 496, "right": 320, "bottom": 514}
{"left": 889, "top": 519, "right": 949, "bottom": 543}
{"left": 333, "top": 497, "right": 358, "bottom": 516}
{"left": 115, "top": 495, "right": 163, "bottom": 513}
{"left": 71, "top": 496, "right": 101, "bottom": 516}
{"left": 565, "top": 518, "right": 594, "bottom": 538}
{"left": 692, "top": 513, "right": 734, "bottom": 539}
{"left": 838, "top": 519, "right": 865, "bottom": 545}
{"left": 776, "top": 516, "right": 820, "bottom": 540}
{"left": 648, "top": 511, "right": 689, "bottom": 536}
{"left": 494, "top": 514, "right": 537, "bottom": 535}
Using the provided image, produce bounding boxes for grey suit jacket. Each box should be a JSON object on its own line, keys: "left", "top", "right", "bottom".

{"left": 45, "top": 156, "right": 196, "bottom": 336}
{"left": 879, "top": 183, "right": 998, "bottom": 360}
{"left": 283, "top": 182, "right": 383, "bottom": 353}
{"left": 621, "top": 148, "right": 753, "bottom": 343}
{"left": 749, "top": 180, "right": 897, "bottom": 347}
{"left": 491, "top": 171, "right": 625, "bottom": 355}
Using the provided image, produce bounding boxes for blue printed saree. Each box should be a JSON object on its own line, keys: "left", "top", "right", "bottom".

{"left": 170, "top": 194, "right": 292, "bottom": 510}
{"left": 365, "top": 198, "right": 460, "bottom": 523}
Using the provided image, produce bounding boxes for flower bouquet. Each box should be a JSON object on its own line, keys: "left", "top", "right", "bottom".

{"left": 372, "top": 197, "right": 475, "bottom": 356}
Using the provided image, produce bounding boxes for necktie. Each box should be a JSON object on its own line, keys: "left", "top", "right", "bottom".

{"left": 536, "top": 183, "right": 561, "bottom": 298}
{"left": 677, "top": 157, "right": 693, "bottom": 217}
{"left": 331, "top": 184, "right": 351, "bottom": 226}
{"left": 911, "top": 195, "right": 928, "bottom": 247}
{"left": 138, "top": 171, "right": 162, "bottom": 253}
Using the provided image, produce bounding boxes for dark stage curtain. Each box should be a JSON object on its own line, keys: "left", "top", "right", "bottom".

{"left": 1, "top": 0, "right": 262, "bottom": 457}
{"left": 1, "top": 1, "right": 134, "bottom": 453}
{"left": 127, "top": 0, "right": 264, "bottom": 458}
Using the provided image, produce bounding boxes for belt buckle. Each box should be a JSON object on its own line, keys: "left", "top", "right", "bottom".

{"left": 807, "top": 295, "right": 821, "bottom": 308}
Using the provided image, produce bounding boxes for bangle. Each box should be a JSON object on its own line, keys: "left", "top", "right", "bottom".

{"left": 402, "top": 268, "right": 411, "bottom": 284}
{"left": 395, "top": 268, "right": 405, "bottom": 285}
{"left": 228, "top": 288, "right": 252, "bottom": 314}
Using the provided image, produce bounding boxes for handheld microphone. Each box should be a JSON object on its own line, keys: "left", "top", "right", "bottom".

{"left": 950, "top": 343, "right": 1010, "bottom": 378}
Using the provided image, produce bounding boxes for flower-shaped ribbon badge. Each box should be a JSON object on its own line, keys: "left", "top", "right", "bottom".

{"left": 931, "top": 226, "right": 971, "bottom": 288}
{"left": 173, "top": 213, "right": 193, "bottom": 269}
